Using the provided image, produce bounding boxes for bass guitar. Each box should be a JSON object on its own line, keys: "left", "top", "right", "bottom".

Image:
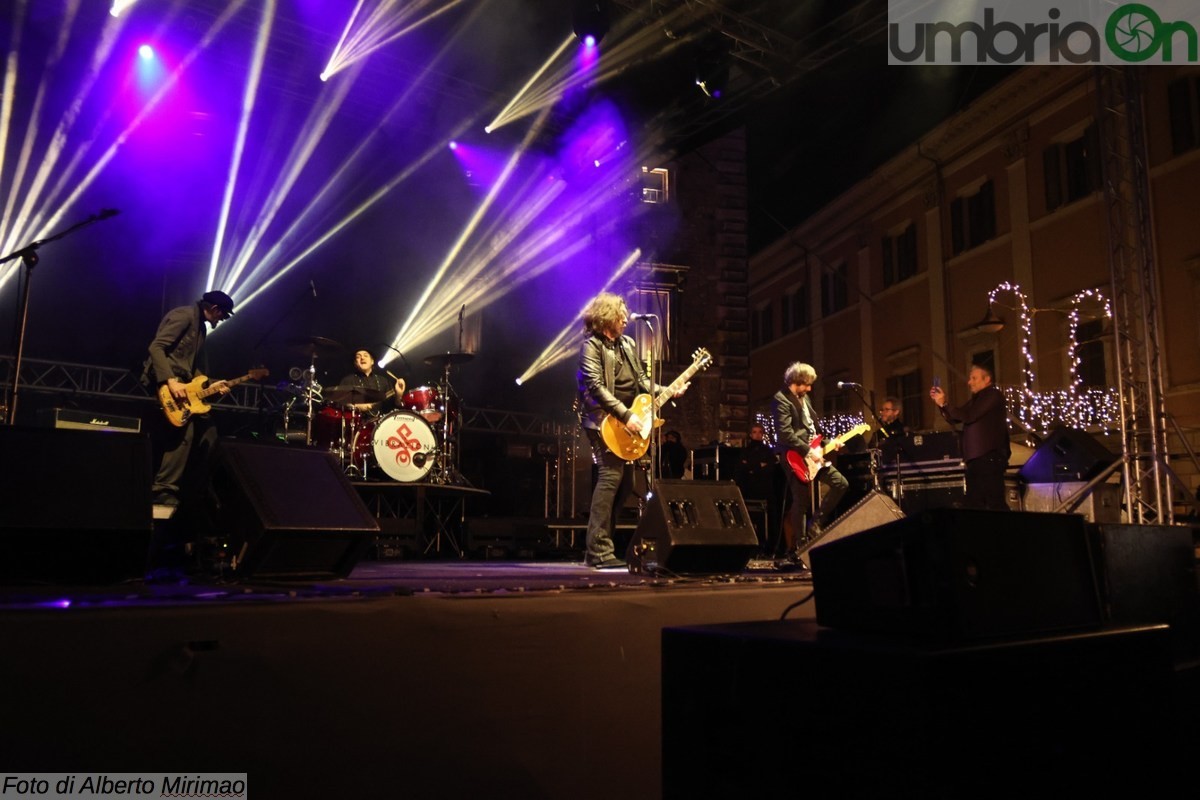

{"left": 600, "top": 348, "right": 712, "bottom": 461}
{"left": 158, "top": 368, "right": 269, "bottom": 427}
{"left": 786, "top": 423, "right": 871, "bottom": 483}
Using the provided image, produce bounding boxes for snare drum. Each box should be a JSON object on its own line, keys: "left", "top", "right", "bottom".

{"left": 402, "top": 385, "right": 442, "bottom": 423}
{"left": 372, "top": 410, "right": 437, "bottom": 482}
{"left": 312, "top": 405, "right": 357, "bottom": 451}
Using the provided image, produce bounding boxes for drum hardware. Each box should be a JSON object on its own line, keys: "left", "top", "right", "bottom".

{"left": 323, "top": 385, "right": 389, "bottom": 405}
{"left": 421, "top": 351, "right": 474, "bottom": 486}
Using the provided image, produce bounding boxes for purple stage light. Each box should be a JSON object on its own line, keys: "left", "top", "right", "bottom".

{"left": 449, "top": 141, "right": 458, "bottom": 150}
{"left": 584, "top": 35, "right": 596, "bottom": 48}
{"left": 138, "top": 44, "right": 155, "bottom": 60}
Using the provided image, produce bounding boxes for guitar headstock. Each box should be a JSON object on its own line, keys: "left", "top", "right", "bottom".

{"left": 691, "top": 347, "right": 713, "bottom": 371}
{"left": 248, "top": 367, "right": 270, "bottom": 381}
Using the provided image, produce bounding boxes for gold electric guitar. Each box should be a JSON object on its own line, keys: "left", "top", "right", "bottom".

{"left": 600, "top": 348, "right": 712, "bottom": 461}
{"left": 158, "top": 368, "right": 269, "bottom": 427}
{"left": 786, "top": 423, "right": 871, "bottom": 482}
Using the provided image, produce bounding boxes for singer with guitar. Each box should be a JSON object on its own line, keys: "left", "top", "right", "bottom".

{"left": 771, "top": 361, "right": 849, "bottom": 563}
{"left": 577, "top": 292, "right": 689, "bottom": 570}
{"left": 142, "top": 290, "right": 237, "bottom": 507}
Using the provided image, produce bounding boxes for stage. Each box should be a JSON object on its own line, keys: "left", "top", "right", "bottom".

{"left": 0, "top": 559, "right": 815, "bottom": 800}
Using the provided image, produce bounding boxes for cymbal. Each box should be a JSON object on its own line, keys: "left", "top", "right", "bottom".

{"left": 323, "top": 385, "right": 388, "bottom": 404}
{"left": 286, "top": 335, "right": 344, "bottom": 357}
{"left": 423, "top": 351, "right": 475, "bottom": 367}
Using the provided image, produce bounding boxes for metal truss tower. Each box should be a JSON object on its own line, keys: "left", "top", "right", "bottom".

{"left": 1095, "top": 65, "right": 1174, "bottom": 525}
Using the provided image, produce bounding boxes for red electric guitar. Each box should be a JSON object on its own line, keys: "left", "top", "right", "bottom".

{"left": 786, "top": 423, "right": 871, "bottom": 482}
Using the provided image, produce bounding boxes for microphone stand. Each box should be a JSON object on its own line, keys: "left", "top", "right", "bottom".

{"left": 847, "top": 385, "right": 885, "bottom": 492}
{"left": 2, "top": 210, "right": 119, "bottom": 424}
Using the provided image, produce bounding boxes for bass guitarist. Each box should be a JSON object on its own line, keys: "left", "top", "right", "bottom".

{"left": 771, "top": 361, "right": 848, "bottom": 562}
{"left": 142, "top": 290, "right": 235, "bottom": 507}
{"left": 577, "top": 292, "right": 688, "bottom": 570}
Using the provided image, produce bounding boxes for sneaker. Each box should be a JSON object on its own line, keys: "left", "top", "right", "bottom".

{"left": 591, "top": 556, "right": 627, "bottom": 570}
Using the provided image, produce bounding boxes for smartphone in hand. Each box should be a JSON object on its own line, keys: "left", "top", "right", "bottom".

{"left": 932, "top": 376, "right": 941, "bottom": 388}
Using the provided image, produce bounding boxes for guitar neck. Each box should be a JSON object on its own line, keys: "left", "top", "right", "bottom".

{"left": 198, "top": 373, "right": 250, "bottom": 400}
{"left": 651, "top": 361, "right": 704, "bottom": 412}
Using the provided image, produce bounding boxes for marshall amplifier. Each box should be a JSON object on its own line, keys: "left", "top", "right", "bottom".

{"left": 37, "top": 407, "right": 141, "bottom": 434}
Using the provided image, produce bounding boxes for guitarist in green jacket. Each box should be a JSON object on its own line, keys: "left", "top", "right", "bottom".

{"left": 771, "top": 361, "right": 849, "bottom": 561}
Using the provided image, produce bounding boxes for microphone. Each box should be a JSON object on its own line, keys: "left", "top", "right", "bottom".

{"left": 837, "top": 381, "right": 862, "bottom": 389}
{"left": 310, "top": 280, "right": 317, "bottom": 298}
{"left": 629, "top": 313, "right": 657, "bottom": 321}
{"left": 98, "top": 208, "right": 120, "bottom": 219}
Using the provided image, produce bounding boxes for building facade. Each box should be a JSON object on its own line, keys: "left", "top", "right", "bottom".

{"left": 749, "top": 65, "right": 1200, "bottom": 502}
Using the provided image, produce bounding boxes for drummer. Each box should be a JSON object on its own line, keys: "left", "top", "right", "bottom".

{"left": 338, "top": 349, "right": 406, "bottom": 414}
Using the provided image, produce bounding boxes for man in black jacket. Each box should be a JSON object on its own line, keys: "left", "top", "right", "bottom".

{"left": 772, "top": 362, "right": 848, "bottom": 558}
{"left": 930, "top": 364, "right": 1010, "bottom": 510}
{"left": 577, "top": 292, "right": 687, "bottom": 569}
{"left": 143, "top": 290, "right": 235, "bottom": 506}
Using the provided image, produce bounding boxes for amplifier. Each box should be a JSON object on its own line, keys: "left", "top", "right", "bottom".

{"left": 37, "top": 407, "right": 141, "bottom": 434}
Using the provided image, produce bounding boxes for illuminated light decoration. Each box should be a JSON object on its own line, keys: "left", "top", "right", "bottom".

{"left": 984, "top": 283, "right": 1116, "bottom": 437}
{"left": 1065, "top": 287, "right": 1113, "bottom": 399}
{"left": 987, "top": 282, "right": 1037, "bottom": 429}
{"left": 514, "top": 249, "right": 642, "bottom": 385}
{"left": 1003, "top": 386, "right": 1120, "bottom": 437}
{"left": 321, "top": 0, "right": 465, "bottom": 81}
{"left": 816, "top": 413, "right": 867, "bottom": 441}
{"left": 0, "top": 0, "right": 249, "bottom": 291}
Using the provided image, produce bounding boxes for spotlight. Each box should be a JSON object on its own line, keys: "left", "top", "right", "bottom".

{"left": 572, "top": 0, "right": 611, "bottom": 46}
{"left": 515, "top": 377, "right": 523, "bottom": 386}
{"left": 449, "top": 140, "right": 458, "bottom": 150}
{"left": 694, "top": 40, "right": 730, "bottom": 99}
{"left": 138, "top": 44, "right": 155, "bottom": 60}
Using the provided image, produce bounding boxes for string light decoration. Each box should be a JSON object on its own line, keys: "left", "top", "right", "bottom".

{"left": 1066, "top": 288, "right": 1113, "bottom": 398}
{"left": 988, "top": 282, "right": 1036, "bottom": 427}
{"left": 753, "top": 411, "right": 865, "bottom": 449}
{"left": 988, "top": 282, "right": 1118, "bottom": 437}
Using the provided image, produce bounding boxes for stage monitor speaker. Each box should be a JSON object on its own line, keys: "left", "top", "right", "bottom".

{"left": 1018, "top": 427, "right": 1118, "bottom": 483}
{"left": 809, "top": 509, "right": 1103, "bottom": 641}
{"left": 0, "top": 426, "right": 152, "bottom": 584}
{"left": 626, "top": 480, "right": 758, "bottom": 574}
{"left": 206, "top": 441, "right": 379, "bottom": 579}
{"left": 799, "top": 491, "right": 904, "bottom": 563}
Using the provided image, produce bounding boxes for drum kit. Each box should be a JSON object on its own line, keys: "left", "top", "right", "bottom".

{"left": 277, "top": 336, "right": 472, "bottom": 484}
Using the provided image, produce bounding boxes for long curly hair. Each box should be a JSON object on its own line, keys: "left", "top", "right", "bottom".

{"left": 582, "top": 292, "right": 628, "bottom": 336}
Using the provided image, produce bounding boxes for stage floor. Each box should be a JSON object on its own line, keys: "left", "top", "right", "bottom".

{"left": 0, "top": 559, "right": 816, "bottom": 800}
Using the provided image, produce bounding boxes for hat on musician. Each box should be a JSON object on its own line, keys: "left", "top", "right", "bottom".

{"left": 201, "top": 290, "right": 235, "bottom": 317}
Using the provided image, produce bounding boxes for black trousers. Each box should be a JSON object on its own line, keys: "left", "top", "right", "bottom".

{"left": 965, "top": 451, "right": 1009, "bottom": 511}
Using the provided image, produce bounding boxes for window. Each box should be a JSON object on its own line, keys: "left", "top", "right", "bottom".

{"left": 950, "top": 180, "right": 995, "bottom": 255}
{"left": 1075, "top": 319, "right": 1107, "bottom": 387}
{"left": 1168, "top": 76, "right": 1200, "bottom": 155}
{"left": 640, "top": 167, "right": 670, "bottom": 203}
{"left": 820, "top": 262, "right": 849, "bottom": 317}
{"left": 751, "top": 303, "right": 774, "bottom": 348}
{"left": 780, "top": 294, "right": 792, "bottom": 335}
{"left": 886, "top": 369, "right": 924, "bottom": 430}
{"left": 882, "top": 223, "right": 918, "bottom": 287}
{"left": 792, "top": 284, "right": 809, "bottom": 329}
{"left": 1044, "top": 124, "right": 1101, "bottom": 212}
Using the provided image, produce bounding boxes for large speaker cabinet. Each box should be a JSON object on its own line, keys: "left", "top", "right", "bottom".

{"left": 809, "top": 508, "right": 1103, "bottom": 640}
{"left": 205, "top": 441, "right": 379, "bottom": 579}
{"left": 626, "top": 480, "right": 758, "bottom": 574}
{"left": 0, "top": 426, "right": 152, "bottom": 584}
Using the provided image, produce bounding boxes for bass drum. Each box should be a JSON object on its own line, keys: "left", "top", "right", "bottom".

{"left": 371, "top": 410, "right": 437, "bottom": 482}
